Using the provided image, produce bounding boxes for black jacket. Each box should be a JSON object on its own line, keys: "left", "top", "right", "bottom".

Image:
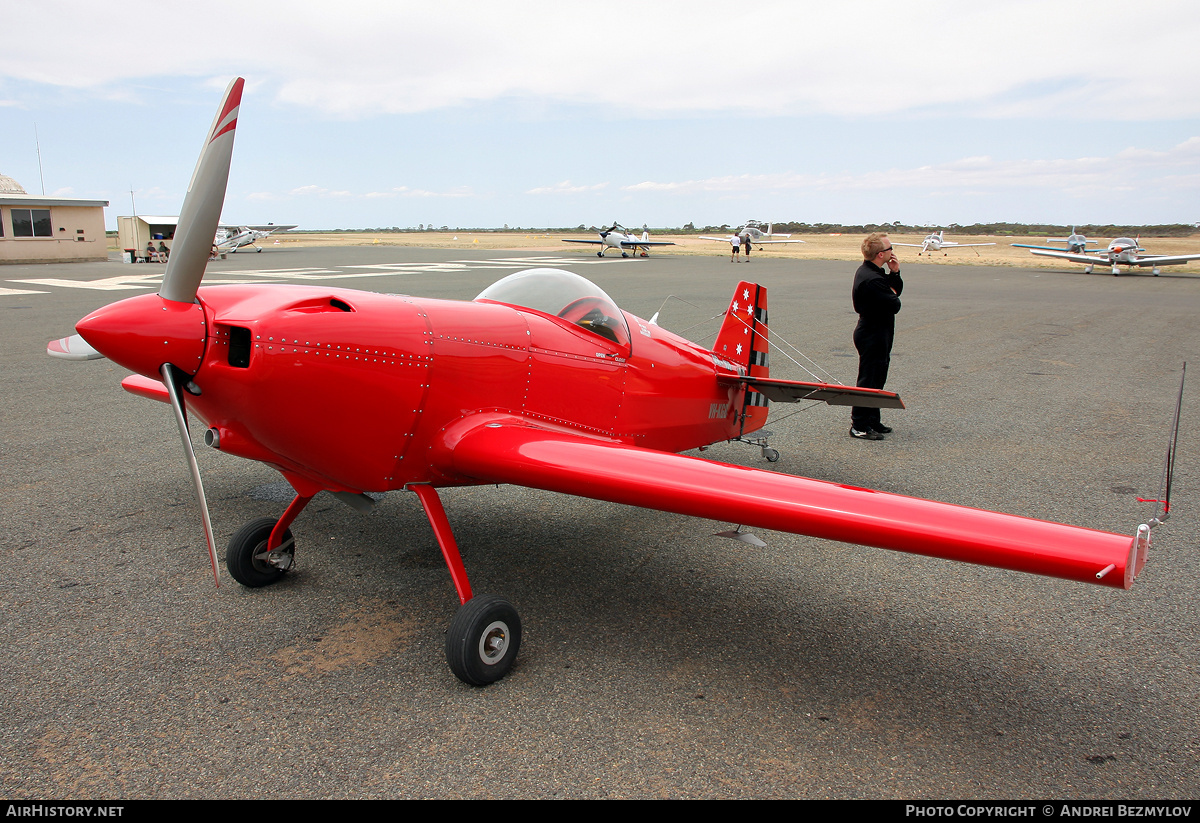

{"left": 852, "top": 261, "right": 903, "bottom": 322}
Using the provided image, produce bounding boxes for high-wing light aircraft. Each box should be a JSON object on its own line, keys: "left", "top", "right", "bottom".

{"left": 216, "top": 223, "right": 297, "bottom": 253}
{"left": 895, "top": 231, "right": 996, "bottom": 256}
{"left": 1026, "top": 236, "right": 1200, "bottom": 275}
{"left": 1011, "top": 227, "right": 1097, "bottom": 255}
{"left": 562, "top": 223, "right": 676, "bottom": 257}
{"left": 49, "top": 79, "right": 1165, "bottom": 686}
{"left": 699, "top": 221, "right": 806, "bottom": 249}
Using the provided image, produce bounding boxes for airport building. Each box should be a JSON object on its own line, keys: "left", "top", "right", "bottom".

{"left": 0, "top": 173, "right": 109, "bottom": 264}
{"left": 117, "top": 215, "right": 179, "bottom": 261}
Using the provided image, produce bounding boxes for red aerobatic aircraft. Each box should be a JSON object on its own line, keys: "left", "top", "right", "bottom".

{"left": 50, "top": 79, "right": 1163, "bottom": 685}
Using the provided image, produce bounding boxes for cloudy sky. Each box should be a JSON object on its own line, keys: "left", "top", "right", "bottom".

{"left": 2, "top": 0, "right": 1198, "bottom": 230}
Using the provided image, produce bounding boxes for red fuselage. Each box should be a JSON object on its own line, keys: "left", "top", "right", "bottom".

{"left": 81, "top": 284, "right": 747, "bottom": 495}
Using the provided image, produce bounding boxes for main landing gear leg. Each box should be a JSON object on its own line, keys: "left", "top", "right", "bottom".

{"left": 227, "top": 493, "right": 313, "bottom": 587}
{"left": 408, "top": 484, "right": 521, "bottom": 686}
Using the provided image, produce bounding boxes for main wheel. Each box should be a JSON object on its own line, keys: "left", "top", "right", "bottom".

{"left": 445, "top": 595, "right": 521, "bottom": 686}
{"left": 227, "top": 516, "right": 294, "bottom": 588}
{"left": 596, "top": 251, "right": 603, "bottom": 257}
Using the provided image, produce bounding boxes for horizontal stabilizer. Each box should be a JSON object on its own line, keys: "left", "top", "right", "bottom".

{"left": 728, "top": 376, "right": 905, "bottom": 409}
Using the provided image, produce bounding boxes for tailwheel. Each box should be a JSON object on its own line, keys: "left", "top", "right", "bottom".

{"left": 445, "top": 594, "right": 521, "bottom": 686}
{"left": 226, "top": 516, "right": 294, "bottom": 588}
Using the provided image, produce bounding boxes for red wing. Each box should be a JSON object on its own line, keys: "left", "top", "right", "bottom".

{"left": 442, "top": 417, "right": 1142, "bottom": 589}
{"left": 122, "top": 374, "right": 171, "bottom": 404}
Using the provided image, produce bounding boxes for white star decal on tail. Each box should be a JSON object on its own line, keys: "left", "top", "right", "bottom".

{"left": 736, "top": 343, "right": 743, "bottom": 355}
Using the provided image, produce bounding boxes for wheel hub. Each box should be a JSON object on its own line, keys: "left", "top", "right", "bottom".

{"left": 478, "top": 621, "right": 510, "bottom": 664}
{"left": 253, "top": 541, "right": 294, "bottom": 571}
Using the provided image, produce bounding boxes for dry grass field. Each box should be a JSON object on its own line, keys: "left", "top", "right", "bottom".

{"left": 254, "top": 230, "right": 1200, "bottom": 272}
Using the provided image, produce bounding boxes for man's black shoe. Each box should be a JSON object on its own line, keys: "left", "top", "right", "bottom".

{"left": 850, "top": 427, "right": 883, "bottom": 441}
{"left": 870, "top": 423, "right": 893, "bottom": 434}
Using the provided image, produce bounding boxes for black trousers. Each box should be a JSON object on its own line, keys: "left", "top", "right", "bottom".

{"left": 851, "top": 319, "right": 893, "bottom": 429}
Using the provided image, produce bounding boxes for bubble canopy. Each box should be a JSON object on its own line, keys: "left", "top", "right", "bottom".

{"left": 475, "top": 268, "right": 630, "bottom": 347}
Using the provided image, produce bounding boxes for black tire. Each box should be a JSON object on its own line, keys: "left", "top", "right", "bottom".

{"left": 227, "top": 516, "right": 294, "bottom": 588}
{"left": 445, "top": 595, "right": 521, "bottom": 686}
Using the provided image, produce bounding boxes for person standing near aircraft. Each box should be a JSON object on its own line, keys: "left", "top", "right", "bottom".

{"left": 743, "top": 235, "right": 752, "bottom": 260}
{"left": 731, "top": 235, "right": 741, "bottom": 262}
{"left": 850, "top": 232, "right": 903, "bottom": 440}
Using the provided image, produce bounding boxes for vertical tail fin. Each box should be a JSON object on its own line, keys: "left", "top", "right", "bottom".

{"left": 713, "top": 281, "right": 769, "bottom": 435}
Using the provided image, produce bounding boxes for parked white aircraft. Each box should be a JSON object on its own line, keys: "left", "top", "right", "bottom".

{"left": 699, "top": 221, "right": 806, "bottom": 248}
{"left": 562, "top": 223, "right": 675, "bottom": 257}
{"left": 895, "top": 231, "right": 996, "bottom": 256}
{"left": 1028, "top": 236, "right": 1200, "bottom": 275}
{"left": 1011, "top": 227, "right": 1097, "bottom": 255}
{"left": 216, "top": 223, "right": 297, "bottom": 253}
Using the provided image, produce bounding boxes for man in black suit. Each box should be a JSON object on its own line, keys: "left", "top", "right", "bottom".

{"left": 850, "top": 232, "right": 903, "bottom": 440}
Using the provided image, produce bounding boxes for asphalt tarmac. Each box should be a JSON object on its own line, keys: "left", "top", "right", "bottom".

{"left": 3, "top": 245, "right": 1198, "bottom": 799}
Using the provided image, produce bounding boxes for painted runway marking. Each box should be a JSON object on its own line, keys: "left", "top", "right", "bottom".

{"left": 10, "top": 274, "right": 163, "bottom": 291}
{"left": 3, "top": 255, "right": 613, "bottom": 297}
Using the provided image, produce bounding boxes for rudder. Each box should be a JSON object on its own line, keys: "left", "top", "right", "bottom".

{"left": 713, "top": 281, "right": 769, "bottom": 435}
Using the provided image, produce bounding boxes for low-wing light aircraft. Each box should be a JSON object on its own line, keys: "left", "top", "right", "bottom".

{"left": 49, "top": 79, "right": 1167, "bottom": 686}
{"left": 562, "top": 223, "right": 675, "bottom": 257}
{"left": 895, "top": 231, "right": 996, "bottom": 256}
{"left": 1026, "top": 236, "right": 1200, "bottom": 275}
{"left": 699, "top": 221, "right": 806, "bottom": 249}
{"left": 216, "top": 223, "right": 297, "bottom": 253}
{"left": 1011, "top": 227, "right": 1097, "bottom": 255}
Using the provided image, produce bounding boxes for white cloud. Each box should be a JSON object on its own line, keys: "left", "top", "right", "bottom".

{"left": 3, "top": 1, "right": 1198, "bottom": 120}
{"left": 289, "top": 185, "right": 353, "bottom": 198}
{"left": 255, "top": 184, "right": 477, "bottom": 200}
{"left": 526, "top": 180, "right": 609, "bottom": 195}
{"left": 623, "top": 137, "right": 1200, "bottom": 200}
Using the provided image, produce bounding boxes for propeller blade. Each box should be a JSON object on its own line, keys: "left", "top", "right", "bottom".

{"left": 159, "top": 77, "right": 244, "bottom": 305}
{"left": 161, "top": 363, "right": 221, "bottom": 586}
{"left": 47, "top": 334, "right": 103, "bottom": 361}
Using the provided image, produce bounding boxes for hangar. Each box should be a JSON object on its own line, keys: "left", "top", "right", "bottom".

{"left": 116, "top": 215, "right": 178, "bottom": 261}
{"left": 0, "top": 173, "right": 108, "bottom": 264}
